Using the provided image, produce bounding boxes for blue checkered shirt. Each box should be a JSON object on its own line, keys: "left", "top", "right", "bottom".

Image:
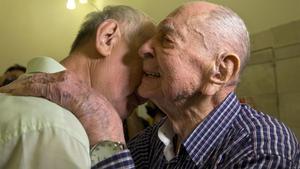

{"left": 93, "top": 93, "right": 300, "bottom": 168}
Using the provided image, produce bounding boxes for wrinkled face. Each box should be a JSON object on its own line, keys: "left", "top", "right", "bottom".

{"left": 93, "top": 23, "right": 156, "bottom": 118}
{"left": 138, "top": 8, "right": 215, "bottom": 106}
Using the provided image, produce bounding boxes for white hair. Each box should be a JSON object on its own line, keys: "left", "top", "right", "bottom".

{"left": 202, "top": 5, "right": 250, "bottom": 73}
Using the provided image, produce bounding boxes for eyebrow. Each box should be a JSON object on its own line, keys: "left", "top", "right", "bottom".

{"left": 158, "top": 21, "right": 185, "bottom": 41}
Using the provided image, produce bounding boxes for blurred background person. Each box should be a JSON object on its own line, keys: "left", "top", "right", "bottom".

{"left": 125, "top": 101, "right": 165, "bottom": 140}
{"left": 145, "top": 101, "right": 165, "bottom": 125}
{"left": 0, "top": 64, "right": 26, "bottom": 87}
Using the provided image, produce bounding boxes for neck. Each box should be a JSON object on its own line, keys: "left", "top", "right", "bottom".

{"left": 162, "top": 89, "right": 232, "bottom": 141}
{"left": 60, "top": 52, "right": 92, "bottom": 88}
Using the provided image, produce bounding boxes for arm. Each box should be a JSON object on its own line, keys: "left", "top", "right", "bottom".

{"left": 230, "top": 154, "right": 296, "bottom": 169}
{"left": 0, "top": 71, "right": 125, "bottom": 145}
{"left": 0, "top": 71, "right": 133, "bottom": 168}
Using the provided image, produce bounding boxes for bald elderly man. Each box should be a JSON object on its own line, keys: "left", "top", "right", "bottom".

{"left": 1, "top": 1, "right": 299, "bottom": 169}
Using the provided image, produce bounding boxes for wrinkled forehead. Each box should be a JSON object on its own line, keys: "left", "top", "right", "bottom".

{"left": 165, "top": 2, "right": 215, "bottom": 22}
{"left": 157, "top": 18, "right": 186, "bottom": 42}
{"left": 157, "top": 10, "right": 206, "bottom": 41}
{"left": 157, "top": 5, "right": 192, "bottom": 33}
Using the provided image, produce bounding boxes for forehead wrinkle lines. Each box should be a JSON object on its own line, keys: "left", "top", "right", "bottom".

{"left": 159, "top": 21, "right": 185, "bottom": 42}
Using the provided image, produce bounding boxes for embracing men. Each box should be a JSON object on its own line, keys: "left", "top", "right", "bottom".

{"left": 1, "top": 1, "right": 299, "bottom": 169}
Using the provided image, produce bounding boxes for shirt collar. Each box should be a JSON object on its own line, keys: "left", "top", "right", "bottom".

{"left": 26, "top": 56, "right": 65, "bottom": 74}
{"left": 157, "top": 119, "right": 176, "bottom": 161}
{"left": 157, "top": 93, "right": 241, "bottom": 163}
{"left": 183, "top": 92, "right": 241, "bottom": 166}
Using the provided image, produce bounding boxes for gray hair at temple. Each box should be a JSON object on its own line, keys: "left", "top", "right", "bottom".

{"left": 70, "top": 5, "right": 152, "bottom": 52}
{"left": 201, "top": 5, "right": 250, "bottom": 75}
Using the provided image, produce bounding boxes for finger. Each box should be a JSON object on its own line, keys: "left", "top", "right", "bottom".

{"left": 0, "top": 76, "right": 41, "bottom": 96}
{"left": 0, "top": 76, "right": 28, "bottom": 92}
{"left": 0, "top": 84, "right": 14, "bottom": 93}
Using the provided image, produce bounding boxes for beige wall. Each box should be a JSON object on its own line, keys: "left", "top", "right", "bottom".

{"left": 96, "top": 0, "right": 185, "bottom": 24}
{"left": 237, "top": 20, "right": 300, "bottom": 139}
{"left": 1, "top": 0, "right": 300, "bottom": 74}
{"left": 208, "top": 0, "right": 300, "bottom": 34}
{"left": 98, "top": 0, "right": 300, "bottom": 34}
{"left": 0, "top": 0, "right": 94, "bottom": 74}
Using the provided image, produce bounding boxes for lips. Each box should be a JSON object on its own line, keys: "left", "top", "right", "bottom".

{"left": 144, "top": 71, "right": 161, "bottom": 78}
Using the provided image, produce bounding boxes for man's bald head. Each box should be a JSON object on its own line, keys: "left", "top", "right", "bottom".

{"left": 173, "top": 1, "right": 250, "bottom": 76}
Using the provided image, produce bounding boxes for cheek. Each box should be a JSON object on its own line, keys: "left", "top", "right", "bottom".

{"left": 120, "top": 66, "right": 143, "bottom": 96}
{"left": 161, "top": 74, "right": 201, "bottom": 101}
{"left": 160, "top": 63, "right": 203, "bottom": 101}
{"left": 128, "top": 55, "right": 143, "bottom": 80}
{"left": 130, "top": 64, "right": 142, "bottom": 81}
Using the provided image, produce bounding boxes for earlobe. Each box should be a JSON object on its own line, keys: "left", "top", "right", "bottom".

{"left": 95, "top": 19, "right": 121, "bottom": 57}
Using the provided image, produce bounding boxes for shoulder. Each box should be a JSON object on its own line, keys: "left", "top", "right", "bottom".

{"left": 232, "top": 104, "right": 299, "bottom": 161}
{"left": 0, "top": 94, "right": 88, "bottom": 146}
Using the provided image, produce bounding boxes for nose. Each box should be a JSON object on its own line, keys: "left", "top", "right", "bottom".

{"left": 138, "top": 38, "right": 155, "bottom": 59}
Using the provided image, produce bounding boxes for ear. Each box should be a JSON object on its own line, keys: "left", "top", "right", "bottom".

{"left": 203, "top": 53, "right": 240, "bottom": 95}
{"left": 211, "top": 53, "right": 240, "bottom": 85}
{"left": 95, "top": 19, "right": 121, "bottom": 57}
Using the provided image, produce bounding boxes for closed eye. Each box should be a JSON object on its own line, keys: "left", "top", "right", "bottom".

{"left": 161, "top": 35, "right": 175, "bottom": 48}
{"left": 163, "top": 36, "right": 173, "bottom": 43}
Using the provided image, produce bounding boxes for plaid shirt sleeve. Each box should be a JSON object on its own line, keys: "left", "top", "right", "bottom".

{"left": 91, "top": 149, "right": 135, "bottom": 169}
{"left": 231, "top": 154, "right": 297, "bottom": 169}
